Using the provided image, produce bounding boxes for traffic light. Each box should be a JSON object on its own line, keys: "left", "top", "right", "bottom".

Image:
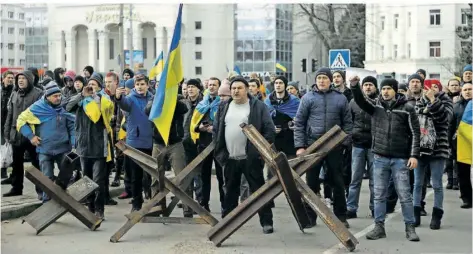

{"left": 311, "top": 59, "right": 318, "bottom": 72}
{"left": 301, "top": 58, "right": 307, "bottom": 73}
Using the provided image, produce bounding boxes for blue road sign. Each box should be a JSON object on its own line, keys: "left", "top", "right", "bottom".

{"left": 329, "top": 49, "right": 350, "bottom": 70}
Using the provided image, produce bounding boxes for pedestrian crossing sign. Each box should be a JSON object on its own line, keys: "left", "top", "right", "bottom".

{"left": 329, "top": 49, "right": 350, "bottom": 70}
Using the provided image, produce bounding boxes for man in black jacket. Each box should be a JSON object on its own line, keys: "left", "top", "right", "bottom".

{"left": 1, "top": 71, "right": 14, "bottom": 179}
{"left": 346, "top": 76, "right": 378, "bottom": 219}
{"left": 350, "top": 76, "right": 420, "bottom": 242}
{"left": 145, "top": 93, "right": 191, "bottom": 217}
{"left": 3, "top": 71, "right": 43, "bottom": 197}
{"left": 445, "top": 78, "right": 461, "bottom": 190}
{"left": 213, "top": 77, "right": 275, "bottom": 234}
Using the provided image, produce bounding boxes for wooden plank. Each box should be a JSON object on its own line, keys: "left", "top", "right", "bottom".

{"left": 24, "top": 167, "right": 102, "bottom": 231}
{"left": 110, "top": 141, "right": 216, "bottom": 243}
{"left": 141, "top": 217, "right": 208, "bottom": 224}
{"left": 22, "top": 177, "right": 98, "bottom": 235}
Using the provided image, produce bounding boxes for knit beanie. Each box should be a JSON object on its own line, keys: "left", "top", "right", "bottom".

{"left": 333, "top": 70, "right": 346, "bottom": 81}
{"left": 361, "top": 76, "right": 378, "bottom": 87}
{"left": 74, "top": 75, "right": 86, "bottom": 85}
{"left": 44, "top": 81, "right": 61, "bottom": 97}
{"left": 398, "top": 83, "right": 408, "bottom": 91}
{"left": 416, "top": 69, "right": 426, "bottom": 79}
{"left": 187, "top": 79, "right": 203, "bottom": 91}
{"left": 274, "top": 75, "right": 288, "bottom": 87}
{"left": 380, "top": 78, "right": 398, "bottom": 93}
{"left": 315, "top": 68, "right": 333, "bottom": 82}
{"left": 463, "top": 64, "right": 472, "bottom": 73}
{"left": 125, "top": 79, "right": 135, "bottom": 89}
{"left": 88, "top": 72, "right": 103, "bottom": 88}
{"left": 122, "top": 68, "right": 135, "bottom": 78}
{"left": 45, "top": 70, "right": 54, "bottom": 79}
{"left": 65, "top": 70, "right": 76, "bottom": 80}
{"left": 83, "top": 66, "right": 94, "bottom": 75}
{"left": 424, "top": 79, "right": 443, "bottom": 92}
{"left": 218, "top": 82, "right": 231, "bottom": 96}
{"left": 408, "top": 73, "right": 424, "bottom": 86}
{"left": 229, "top": 76, "right": 249, "bottom": 88}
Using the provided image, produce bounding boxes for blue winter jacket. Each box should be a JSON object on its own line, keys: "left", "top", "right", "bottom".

{"left": 116, "top": 89, "right": 154, "bottom": 149}
{"left": 293, "top": 85, "right": 353, "bottom": 149}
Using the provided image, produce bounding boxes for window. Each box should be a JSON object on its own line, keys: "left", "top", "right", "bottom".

{"left": 96, "top": 39, "right": 99, "bottom": 60}
{"left": 20, "top": 59, "right": 25, "bottom": 66}
{"left": 429, "top": 41, "right": 441, "bottom": 57}
{"left": 430, "top": 9, "right": 441, "bottom": 25}
{"left": 153, "top": 37, "right": 157, "bottom": 59}
{"left": 461, "top": 8, "right": 471, "bottom": 25}
{"left": 109, "top": 39, "right": 114, "bottom": 59}
{"left": 8, "top": 27, "right": 14, "bottom": 34}
{"left": 195, "top": 37, "right": 202, "bottom": 45}
{"left": 393, "top": 44, "right": 398, "bottom": 58}
{"left": 394, "top": 14, "right": 399, "bottom": 29}
{"left": 8, "top": 12, "right": 13, "bottom": 19}
{"left": 407, "top": 43, "right": 411, "bottom": 58}
{"left": 195, "top": 51, "right": 202, "bottom": 60}
{"left": 19, "top": 44, "right": 24, "bottom": 50}
{"left": 381, "top": 45, "right": 384, "bottom": 59}
{"left": 380, "top": 16, "right": 385, "bottom": 30}
{"left": 195, "top": 21, "right": 202, "bottom": 30}
{"left": 8, "top": 43, "right": 13, "bottom": 50}
{"left": 408, "top": 12, "right": 411, "bottom": 27}
{"left": 429, "top": 73, "right": 440, "bottom": 79}
{"left": 142, "top": 38, "right": 147, "bottom": 59}
{"left": 8, "top": 59, "right": 14, "bottom": 65}
{"left": 19, "top": 13, "right": 24, "bottom": 20}
{"left": 19, "top": 28, "right": 24, "bottom": 35}
{"left": 195, "top": 66, "right": 202, "bottom": 75}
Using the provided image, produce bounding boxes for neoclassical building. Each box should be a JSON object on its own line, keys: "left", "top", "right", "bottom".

{"left": 47, "top": 4, "right": 235, "bottom": 79}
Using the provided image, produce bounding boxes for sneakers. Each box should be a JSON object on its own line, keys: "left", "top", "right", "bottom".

{"left": 262, "top": 225, "right": 274, "bottom": 234}
{"left": 405, "top": 224, "right": 420, "bottom": 241}
{"left": 366, "top": 223, "right": 386, "bottom": 240}
{"left": 95, "top": 211, "right": 105, "bottom": 220}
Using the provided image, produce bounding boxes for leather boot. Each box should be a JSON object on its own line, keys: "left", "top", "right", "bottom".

{"left": 414, "top": 206, "right": 422, "bottom": 227}
{"left": 430, "top": 207, "right": 443, "bottom": 230}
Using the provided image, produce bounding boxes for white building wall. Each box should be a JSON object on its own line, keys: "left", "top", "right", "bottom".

{"left": 1, "top": 4, "right": 26, "bottom": 68}
{"left": 365, "top": 3, "right": 470, "bottom": 84}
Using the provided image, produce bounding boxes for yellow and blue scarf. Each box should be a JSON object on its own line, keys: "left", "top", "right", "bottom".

{"left": 190, "top": 94, "right": 220, "bottom": 143}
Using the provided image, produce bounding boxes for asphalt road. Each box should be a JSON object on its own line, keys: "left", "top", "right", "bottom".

{"left": 2, "top": 176, "right": 472, "bottom": 254}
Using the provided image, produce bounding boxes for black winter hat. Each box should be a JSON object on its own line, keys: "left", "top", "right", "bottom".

{"left": 416, "top": 69, "right": 426, "bottom": 79}
{"left": 230, "top": 76, "right": 249, "bottom": 88}
{"left": 88, "top": 72, "right": 103, "bottom": 88}
{"left": 122, "top": 68, "right": 134, "bottom": 78}
{"left": 187, "top": 79, "right": 203, "bottom": 91}
{"left": 398, "top": 83, "right": 408, "bottom": 91}
{"left": 83, "top": 66, "right": 94, "bottom": 75}
{"left": 380, "top": 78, "right": 398, "bottom": 93}
{"left": 362, "top": 76, "right": 378, "bottom": 87}
{"left": 332, "top": 70, "right": 346, "bottom": 81}
{"left": 45, "top": 70, "right": 54, "bottom": 79}
{"left": 274, "top": 75, "right": 288, "bottom": 87}
{"left": 74, "top": 75, "right": 86, "bottom": 85}
{"left": 408, "top": 73, "right": 424, "bottom": 86}
{"left": 315, "top": 67, "right": 333, "bottom": 82}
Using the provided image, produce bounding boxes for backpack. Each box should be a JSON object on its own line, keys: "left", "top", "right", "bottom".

{"left": 418, "top": 114, "right": 437, "bottom": 156}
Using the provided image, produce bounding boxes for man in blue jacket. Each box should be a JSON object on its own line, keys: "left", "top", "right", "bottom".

{"left": 115, "top": 74, "right": 154, "bottom": 212}
{"left": 293, "top": 67, "right": 353, "bottom": 228}
{"left": 17, "top": 82, "right": 76, "bottom": 202}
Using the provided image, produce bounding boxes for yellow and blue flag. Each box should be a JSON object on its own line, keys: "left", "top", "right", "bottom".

{"left": 276, "top": 62, "right": 287, "bottom": 72}
{"left": 149, "top": 51, "right": 164, "bottom": 80}
{"left": 457, "top": 100, "right": 472, "bottom": 165}
{"left": 189, "top": 95, "right": 220, "bottom": 143}
{"left": 148, "top": 3, "right": 184, "bottom": 145}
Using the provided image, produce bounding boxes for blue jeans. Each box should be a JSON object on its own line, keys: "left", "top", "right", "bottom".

{"left": 413, "top": 157, "right": 445, "bottom": 209}
{"left": 39, "top": 153, "right": 66, "bottom": 202}
{"left": 373, "top": 154, "right": 415, "bottom": 225}
{"left": 346, "top": 147, "right": 374, "bottom": 213}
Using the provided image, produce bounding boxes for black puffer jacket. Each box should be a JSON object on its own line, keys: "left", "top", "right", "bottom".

{"left": 182, "top": 93, "right": 203, "bottom": 142}
{"left": 349, "top": 91, "right": 378, "bottom": 149}
{"left": 4, "top": 71, "right": 44, "bottom": 146}
{"left": 351, "top": 82, "right": 420, "bottom": 159}
{"left": 407, "top": 92, "right": 453, "bottom": 159}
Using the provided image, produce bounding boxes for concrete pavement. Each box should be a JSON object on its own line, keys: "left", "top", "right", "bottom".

{"left": 1, "top": 175, "right": 472, "bottom": 254}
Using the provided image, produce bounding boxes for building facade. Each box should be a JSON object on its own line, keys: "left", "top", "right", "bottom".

{"left": 0, "top": 4, "right": 26, "bottom": 68}
{"left": 47, "top": 4, "right": 234, "bottom": 79}
{"left": 24, "top": 4, "right": 49, "bottom": 69}
{"left": 364, "top": 3, "right": 472, "bottom": 84}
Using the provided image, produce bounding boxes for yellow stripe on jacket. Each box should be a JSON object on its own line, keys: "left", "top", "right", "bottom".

{"left": 190, "top": 110, "right": 205, "bottom": 144}
{"left": 118, "top": 117, "right": 127, "bottom": 140}
{"left": 16, "top": 108, "right": 39, "bottom": 134}
{"left": 457, "top": 121, "right": 472, "bottom": 165}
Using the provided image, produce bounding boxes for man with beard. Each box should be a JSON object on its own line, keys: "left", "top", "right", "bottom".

{"left": 346, "top": 76, "right": 378, "bottom": 219}
{"left": 3, "top": 71, "right": 44, "bottom": 197}
{"left": 17, "top": 82, "right": 76, "bottom": 201}
{"left": 1, "top": 71, "right": 14, "bottom": 179}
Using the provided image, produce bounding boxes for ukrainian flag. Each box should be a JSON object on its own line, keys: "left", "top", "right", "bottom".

{"left": 457, "top": 100, "right": 472, "bottom": 165}
{"left": 149, "top": 51, "right": 164, "bottom": 80}
{"left": 276, "top": 62, "right": 287, "bottom": 72}
{"left": 148, "top": 3, "right": 184, "bottom": 145}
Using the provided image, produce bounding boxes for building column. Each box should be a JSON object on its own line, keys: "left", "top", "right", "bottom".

{"left": 133, "top": 23, "right": 142, "bottom": 51}
{"left": 88, "top": 29, "right": 98, "bottom": 72}
{"left": 55, "top": 31, "right": 66, "bottom": 68}
{"left": 65, "top": 30, "right": 76, "bottom": 71}
{"left": 161, "top": 26, "right": 168, "bottom": 57}
{"left": 98, "top": 30, "right": 108, "bottom": 73}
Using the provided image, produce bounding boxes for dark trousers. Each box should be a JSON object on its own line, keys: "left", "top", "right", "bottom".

{"left": 222, "top": 157, "right": 273, "bottom": 227}
{"left": 199, "top": 145, "right": 224, "bottom": 207}
{"left": 306, "top": 148, "right": 346, "bottom": 219}
{"left": 114, "top": 150, "right": 124, "bottom": 181}
{"left": 446, "top": 159, "right": 458, "bottom": 185}
{"left": 80, "top": 157, "right": 107, "bottom": 212}
{"left": 183, "top": 140, "right": 201, "bottom": 202}
{"left": 123, "top": 156, "right": 132, "bottom": 195}
{"left": 105, "top": 161, "right": 114, "bottom": 200}
{"left": 11, "top": 140, "right": 41, "bottom": 193}
{"left": 128, "top": 148, "right": 152, "bottom": 209}
{"left": 342, "top": 146, "right": 352, "bottom": 195}
{"left": 457, "top": 162, "right": 472, "bottom": 204}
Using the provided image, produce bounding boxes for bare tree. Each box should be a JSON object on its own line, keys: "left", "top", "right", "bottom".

{"left": 456, "top": 5, "right": 472, "bottom": 71}
{"left": 298, "top": 4, "right": 366, "bottom": 67}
